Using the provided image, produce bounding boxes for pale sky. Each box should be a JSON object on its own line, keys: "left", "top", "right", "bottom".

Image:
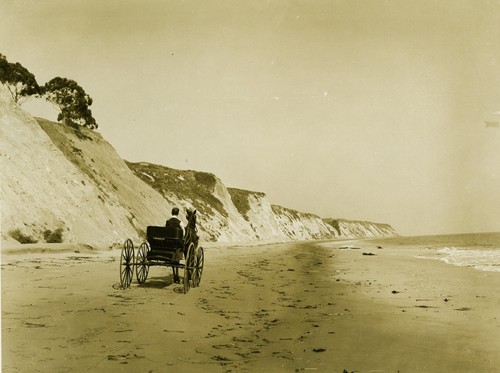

{"left": 2, "top": 0, "right": 500, "bottom": 236}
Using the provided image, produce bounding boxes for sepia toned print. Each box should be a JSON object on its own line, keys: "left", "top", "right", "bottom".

{"left": 1, "top": 1, "right": 499, "bottom": 372}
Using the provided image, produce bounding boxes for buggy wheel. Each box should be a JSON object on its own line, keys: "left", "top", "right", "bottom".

{"left": 183, "top": 243, "right": 195, "bottom": 294}
{"left": 136, "top": 242, "right": 150, "bottom": 284}
{"left": 192, "top": 247, "right": 204, "bottom": 287}
{"left": 120, "top": 239, "right": 134, "bottom": 289}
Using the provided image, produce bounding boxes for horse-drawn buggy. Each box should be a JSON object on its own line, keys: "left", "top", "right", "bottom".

{"left": 119, "top": 209, "right": 204, "bottom": 294}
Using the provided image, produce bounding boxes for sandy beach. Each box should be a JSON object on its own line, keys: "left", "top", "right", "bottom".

{"left": 2, "top": 240, "right": 499, "bottom": 372}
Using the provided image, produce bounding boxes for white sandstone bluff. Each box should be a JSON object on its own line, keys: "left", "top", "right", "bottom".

{"left": 0, "top": 84, "right": 397, "bottom": 248}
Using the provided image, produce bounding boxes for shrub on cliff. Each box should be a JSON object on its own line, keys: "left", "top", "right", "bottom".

{"left": 8, "top": 229, "right": 38, "bottom": 244}
{"left": 42, "top": 77, "right": 98, "bottom": 130}
{"left": 0, "top": 54, "right": 40, "bottom": 104}
{"left": 194, "top": 172, "right": 217, "bottom": 188}
{"left": 43, "top": 228, "right": 64, "bottom": 243}
{"left": 227, "top": 188, "right": 252, "bottom": 221}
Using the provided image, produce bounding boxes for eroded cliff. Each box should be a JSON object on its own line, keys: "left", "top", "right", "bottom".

{"left": 1, "top": 85, "right": 397, "bottom": 247}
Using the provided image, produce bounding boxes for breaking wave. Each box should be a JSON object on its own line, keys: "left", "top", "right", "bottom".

{"left": 438, "top": 247, "right": 500, "bottom": 272}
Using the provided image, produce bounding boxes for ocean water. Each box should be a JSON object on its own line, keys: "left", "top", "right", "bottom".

{"left": 369, "top": 232, "right": 500, "bottom": 273}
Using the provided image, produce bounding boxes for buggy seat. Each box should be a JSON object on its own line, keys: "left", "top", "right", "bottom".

{"left": 146, "top": 226, "right": 184, "bottom": 260}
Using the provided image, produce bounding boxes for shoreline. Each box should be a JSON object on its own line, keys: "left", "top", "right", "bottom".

{"left": 322, "top": 239, "right": 500, "bottom": 371}
{"left": 0, "top": 236, "right": 366, "bottom": 255}
{"left": 2, "top": 239, "right": 499, "bottom": 372}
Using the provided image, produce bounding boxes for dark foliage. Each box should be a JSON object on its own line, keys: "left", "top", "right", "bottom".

{"left": 43, "top": 228, "right": 64, "bottom": 243}
{"left": 227, "top": 188, "right": 254, "bottom": 221}
{"left": 0, "top": 54, "right": 40, "bottom": 103}
{"left": 9, "top": 229, "right": 38, "bottom": 244}
{"left": 42, "top": 77, "right": 98, "bottom": 129}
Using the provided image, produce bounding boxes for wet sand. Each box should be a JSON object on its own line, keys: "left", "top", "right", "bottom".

{"left": 2, "top": 240, "right": 499, "bottom": 372}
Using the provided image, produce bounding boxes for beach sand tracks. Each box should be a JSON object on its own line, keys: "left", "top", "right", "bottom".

{"left": 188, "top": 244, "right": 341, "bottom": 370}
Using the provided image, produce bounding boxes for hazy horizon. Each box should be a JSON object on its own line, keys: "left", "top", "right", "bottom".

{"left": 2, "top": 0, "right": 499, "bottom": 236}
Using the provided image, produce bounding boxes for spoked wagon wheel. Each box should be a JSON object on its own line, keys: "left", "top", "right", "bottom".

{"left": 136, "top": 242, "right": 150, "bottom": 284}
{"left": 120, "top": 239, "right": 134, "bottom": 289}
{"left": 192, "top": 247, "right": 204, "bottom": 288}
{"left": 182, "top": 243, "right": 195, "bottom": 294}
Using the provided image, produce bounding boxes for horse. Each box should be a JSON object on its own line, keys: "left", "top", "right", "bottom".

{"left": 172, "top": 208, "right": 199, "bottom": 282}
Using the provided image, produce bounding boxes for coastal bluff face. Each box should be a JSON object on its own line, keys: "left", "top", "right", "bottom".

{"left": 128, "top": 163, "right": 398, "bottom": 243}
{"left": 1, "top": 87, "right": 397, "bottom": 247}
{"left": 0, "top": 86, "right": 169, "bottom": 247}
{"left": 323, "top": 218, "right": 398, "bottom": 239}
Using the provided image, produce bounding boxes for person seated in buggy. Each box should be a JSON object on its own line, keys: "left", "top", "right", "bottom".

{"left": 166, "top": 207, "right": 185, "bottom": 283}
{"left": 166, "top": 207, "right": 184, "bottom": 235}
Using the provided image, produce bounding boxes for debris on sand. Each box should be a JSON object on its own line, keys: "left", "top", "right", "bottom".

{"left": 362, "top": 252, "right": 376, "bottom": 256}
{"left": 211, "top": 355, "right": 231, "bottom": 361}
{"left": 312, "top": 348, "right": 327, "bottom": 352}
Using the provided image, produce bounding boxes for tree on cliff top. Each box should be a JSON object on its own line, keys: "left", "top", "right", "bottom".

{"left": 42, "top": 77, "right": 98, "bottom": 130}
{"left": 0, "top": 54, "right": 40, "bottom": 104}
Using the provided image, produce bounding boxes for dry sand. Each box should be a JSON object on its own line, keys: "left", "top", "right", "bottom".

{"left": 2, "top": 240, "right": 499, "bottom": 372}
